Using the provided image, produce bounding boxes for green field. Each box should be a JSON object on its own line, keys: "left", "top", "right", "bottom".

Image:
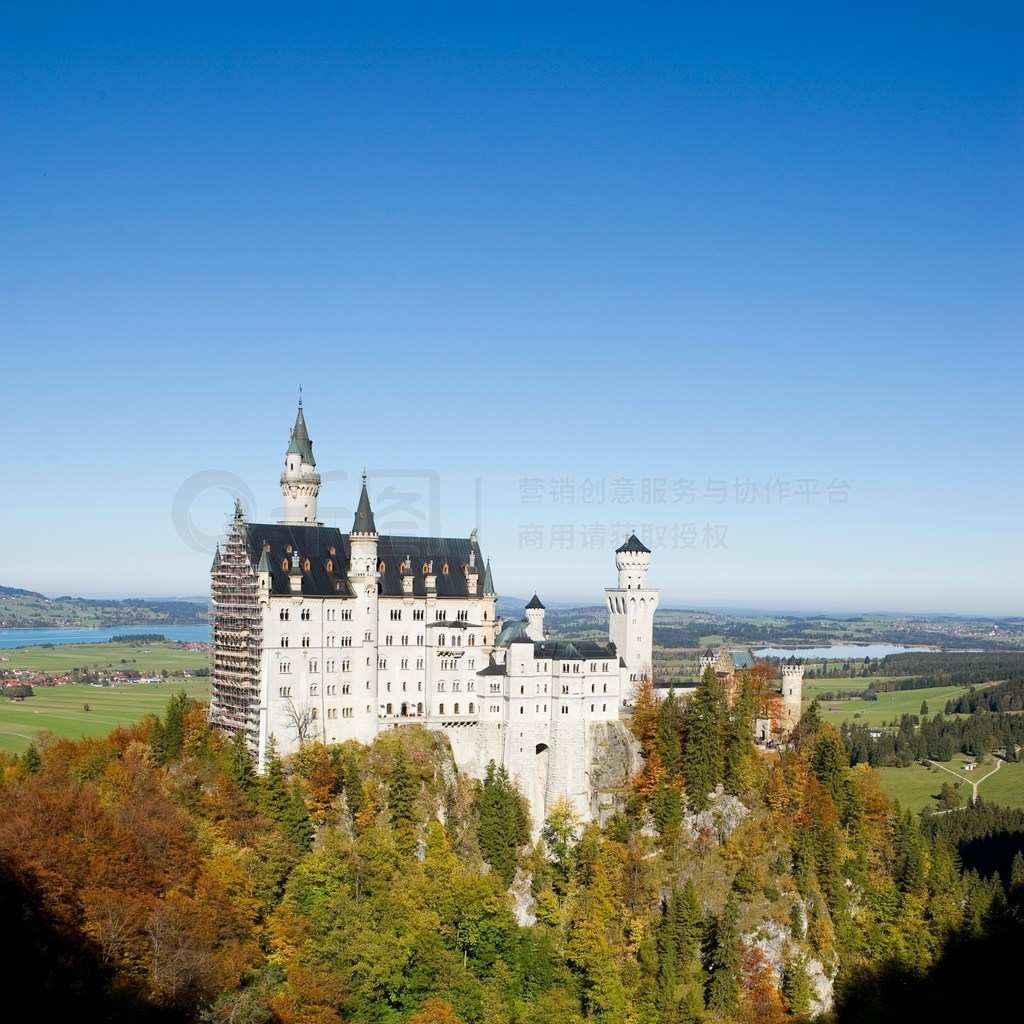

{"left": 0, "top": 680, "right": 212, "bottom": 755}
{"left": 874, "top": 755, "right": 1024, "bottom": 814}
{"left": 0, "top": 640, "right": 209, "bottom": 675}
{"left": 805, "top": 679, "right": 975, "bottom": 729}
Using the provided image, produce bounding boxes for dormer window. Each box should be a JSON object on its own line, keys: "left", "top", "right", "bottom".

{"left": 281, "top": 559, "right": 289, "bottom": 571}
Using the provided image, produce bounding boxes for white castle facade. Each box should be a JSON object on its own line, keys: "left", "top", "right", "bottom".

{"left": 209, "top": 403, "right": 657, "bottom": 826}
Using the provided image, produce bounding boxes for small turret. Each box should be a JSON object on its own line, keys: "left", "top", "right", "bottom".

{"left": 525, "top": 594, "right": 546, "bottom": 640}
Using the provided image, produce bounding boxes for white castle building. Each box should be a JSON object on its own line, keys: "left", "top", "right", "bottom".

{"left": 209, "top": 403, "right": 654, "bottom": 826}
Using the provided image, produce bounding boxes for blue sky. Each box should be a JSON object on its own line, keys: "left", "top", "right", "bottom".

{"left": 2, "top": 4, "right": 1021, "bottom": 615}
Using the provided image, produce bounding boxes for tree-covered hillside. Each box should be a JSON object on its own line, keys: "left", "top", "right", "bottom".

{"left": 1, "top": 677, "right": 1022, "bottom": 1023}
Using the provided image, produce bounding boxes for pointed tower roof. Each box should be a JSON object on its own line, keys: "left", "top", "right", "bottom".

{"left": 351, "top": 474, "right": 377, "bottom": 535}
{"left": 483, "top": 558, "right": 495, "bottom": 595}
{"left": 525, "top": 593, "right": 545, "bottom": 610}
{"left": 286, "top": 400, "right": 315, "bottom": 466}
{"left": 257, "top": 546, "right": 271, "bottom": 573}
{"left": 211, "top": 545, "right": 221, "bottom": 571}
{"left": 616, "top": 533, "right": 650, "bottom": 554}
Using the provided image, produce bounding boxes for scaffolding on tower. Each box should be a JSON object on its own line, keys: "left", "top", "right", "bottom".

{"left": 208, "top": 511, "right": 262, "bottom": 751}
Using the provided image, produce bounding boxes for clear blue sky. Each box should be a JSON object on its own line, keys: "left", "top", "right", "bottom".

{"left": 2, "top": 3, "right": 1021, "bottom": 615}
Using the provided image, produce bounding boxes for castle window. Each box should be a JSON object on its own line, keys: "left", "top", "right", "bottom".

{"left": 590, "top": 704, "right": 594, "bottom": 712}
{"left": 364, "top": 631, "right": 372, "bottom": 641}
{"left": 380, "top": 659, "right": 387, "bottom": 670}
{"left": 303, "top": 559, "right": 311, "bottom": 571}
{"left": 302, "top": 636, "right": 310, "bottom": 647}
{"left": 278, "top": 686, "right": 291, "bottom": 697}
{"left": 281, "top": 637, "right": 289, "bottom": 648}
{"left": 326, "top": 635, "right": 335, "bottom": 647}
{"left": 520, "top": 685, "right": 524, "bottom": 695}
{"left": 342, "top": 658, "right": 350, "bottom": 671}
{"left": 279, "top": 662, "right": 290, "bottom": 674}
{"left": 416, "top": 658, "right": 424, "bottom": 670}
{"left": 343, "top": 707, "right": 353, "bottom": 718}
{"left": 326, "top": 659, "right": 335, "bottom": 672}
{"left": 603, "top": 704, "right": 607, "bottom": 712}
{"left": 422, "top": 563, "right": 429, "bottom": 573}
{"left": 603, "top": 684, "right": 607, "bottom": 693}
{"left": 281, "top": 559, "right": 288, "bottom": 570}
{"left": 386, "top": 703, "right": 393, "bottom": 715}
{"left": 279, "top": 609, "right": 289, "bottom": 621}
{"left": 310, "top": 707, "right": 318, "bottom": 719}
{"left": 468, "top": 634, "right": 475, "bottom": 645}
{"left": 385, "top": 635, "right": 393, "bottom": 645}
{"left": 413, "top": 609, "right": 424, "bottom": 621}
{"left": 329, "top": 546, "right": 335, "bottom": 555}
{"left": 286, "top": 546, "right": 292, "bottom": 554}
{"left": 453, "top": 703, "right": 459, "bottom": 714}
{"left": 379, "top": 561, "right": 386, "bottom": 572}
{"left": 442, "top": 563, "right": 449, "bottom": 574}
{"left": 438, "top": 681, "right": 445, "bottom": 692}
{"left": 417, "top": 702, "right": 423, "bottom": 714}
{"left": 309, "top": 660, "right": 318, "bottom": 672}
{"left": 341, "top": 609, "right": 352, "bottom": 620}
{"left": 401, "top": 658, "right": 408, "bottom": 670}
{"left": 342, "top": 684, "right": 350, "bottom": 694}
{"left": 438, "top": 634, "right": 445, "bottom": 647}
{"left": 438, "top": 703, "right": 445, "bottom": 715}
{"left": 520, "top": 706, "right": 524, "bottom": 714}
{"left": 562, "top": 685, "right": 569, "bottom": 694}
{"left": 326, "top": 559, "right": 333, "bottom": 572}
{"left": 561, "top": 705, "right": 568, "bottom": 714}
{"left": 453, "top": 681, "right": 460, "bottom": 692}
{"left": 390, "top": 609, "right": 402, "bottom": 621}
{"left": 469, "top": 703, "right": 475, "bottom": 713}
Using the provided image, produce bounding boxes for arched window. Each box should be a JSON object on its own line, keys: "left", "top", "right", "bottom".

{"left": 438, "top": 681, "right": 445, "bottom": 692}
{"left": 469, "top": 703, "right": 475, "bottom": 713}
{"left": 453, "top": 703, "right": 459, "bottom": 714}
{"left": 438, "top": 703, "right": 445, "bottom": 715}
{"left": 386, "top": 703, "right": 393, "bottom": 715}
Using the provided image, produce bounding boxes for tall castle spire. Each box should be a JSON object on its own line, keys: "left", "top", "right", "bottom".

{"left": 279, "top": 396, "right": 322, "bottom": 525}
{"left": 351, "top": 472, "right": 377, "bottom": 536}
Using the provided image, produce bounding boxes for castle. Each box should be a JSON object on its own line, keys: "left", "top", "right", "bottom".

{"left": 209, "top": 402, "right": 656, "bottom": 826}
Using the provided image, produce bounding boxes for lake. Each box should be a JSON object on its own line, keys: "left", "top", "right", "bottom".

{"left": 0, "top": 624, "right": 212, "bottom": 649}
{"left": 753, "top": 643, "right": 936, "bottom": 660}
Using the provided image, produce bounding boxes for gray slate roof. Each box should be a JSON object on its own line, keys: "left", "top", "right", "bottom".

{"left": 244, "top": 524, "right": 486, "bottom": 599}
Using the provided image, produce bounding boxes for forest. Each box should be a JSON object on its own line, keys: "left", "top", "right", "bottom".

{"left": 1, "top": 668, "right": 1022, "bottom": 1024}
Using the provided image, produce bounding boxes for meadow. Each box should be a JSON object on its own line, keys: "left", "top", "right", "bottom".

{"left": 874, "top": 755, "right": 1024, "bottom": 814}
{"left": 0, "top": 679, "right": 212, "bottom": 755}
{"left": 0, "top": 640, "right": 209, "bottom": 675}
{"left": 805, "top": 678, "right": 975, "bottom": 729}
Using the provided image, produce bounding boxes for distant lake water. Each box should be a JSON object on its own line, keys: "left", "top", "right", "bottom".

{"left": 0, "top": 624, "right": 212, "bottom": 649}
{"left": 753, "top": 643, "right": 935, "bottom": 660}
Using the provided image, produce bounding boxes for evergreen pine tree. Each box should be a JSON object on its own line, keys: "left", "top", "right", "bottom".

{"left": 682, "top": 665, "right": 726, "bottom": 812}
{"left": 656, "top": 689, "right": 684, "bottom": 779}
{"left": 724, "top": 673, "right": 758, "bottom": 795}
{"left": 259, "top": 737, "right": 293, "bottom": 826}
{"left": 477, "top": 760, "right": 529, "bottom": 885}
{"left": 22, "top": 743, "right": 41, "bottom": 775}
{"left": 705, "top": 892, "right": 740, "bottom": 1014}
{"left": 388, "top": 745, "right": 420, "bottom": 855}
{"left": 284, "top": 776, "right": 313, "bottom": 852}
{"left": 160, "top": 688, "right": 191, "bottom": 763}
{"left": 782, "top": 953, "right": 812, "bottom": 1018}
{"left": 227, "top": 730, "right": 257, "bottom": 796}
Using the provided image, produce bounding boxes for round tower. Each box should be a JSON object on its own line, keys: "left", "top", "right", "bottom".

{"left": 780, "top": 662, "right": 805, "bottom": 737}
{"left": 606, "top": 533, "right": 659, "bottom": 701}
{"left": 279, "top": 399, "right": 322, "bottom": 525}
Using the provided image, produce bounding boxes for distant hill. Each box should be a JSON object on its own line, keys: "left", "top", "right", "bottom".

{"left": 0, "top": 588, "right": 208, "bottom": 629}
{"left": 0, "top": 585, "right": 47, "bottom": 600}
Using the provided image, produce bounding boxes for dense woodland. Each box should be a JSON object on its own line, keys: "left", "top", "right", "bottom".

{"left": 2, "top": 668, "right": 1023, "bottom": 1024}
